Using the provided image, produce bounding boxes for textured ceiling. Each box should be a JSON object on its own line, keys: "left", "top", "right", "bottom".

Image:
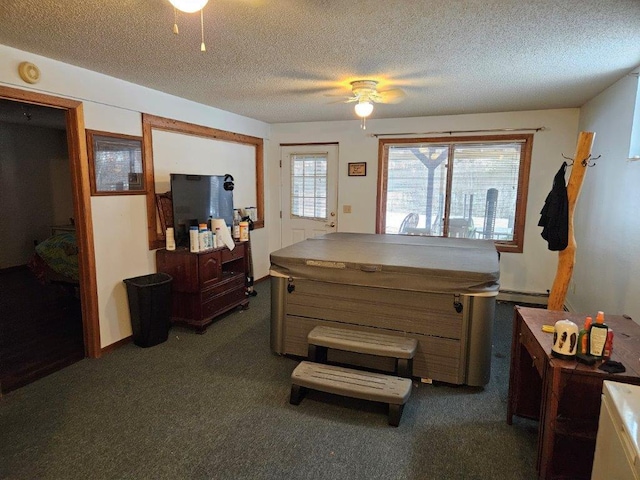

{"left": 1, "top": 0, "right": 640, "bottom": 124}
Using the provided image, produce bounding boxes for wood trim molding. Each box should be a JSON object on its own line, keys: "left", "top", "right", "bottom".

{"left": 375, "top": 140, "right": 389, "bottom": 234}
{"left": 142, "top": 114, "right": 265, "bottom": 250}
{"left": 86, "top": 130, "right": 146, "bottom": 196}
{"left": 376, "top": 133, "right": 534, "bottom": 253}
{"left": 0, "top": 85, "right": 101, "bottom": 359}
{"left": 101, "top": 335, "right": 132, "bottom": 355}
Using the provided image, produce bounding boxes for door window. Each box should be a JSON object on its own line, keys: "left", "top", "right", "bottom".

{"left": 291, "top": 153, "right": 328, "bottom": 220}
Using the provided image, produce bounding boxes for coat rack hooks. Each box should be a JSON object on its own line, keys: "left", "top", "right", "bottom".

{"left": 561, "top": 153, "right": 600, "bottom": 167}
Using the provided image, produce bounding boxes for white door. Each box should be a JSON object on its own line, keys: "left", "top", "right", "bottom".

{"left": 281, "top": 144, "right": 338, "bottom": 247}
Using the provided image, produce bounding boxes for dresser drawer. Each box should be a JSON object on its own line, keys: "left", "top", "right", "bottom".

{"left": 201, "top": 285, "right": 247, "bottom": 319}
{"left": 201, "top": 273, "right": 245, "bottom": 303}
{"left": 520, "top": 323, "right": 546, "bottom": 377}
{"left": 221, "top": 244, "right": 245, "bottom": 263}
{"left": 198, "top": 251, "right": 221, "bottom": 288}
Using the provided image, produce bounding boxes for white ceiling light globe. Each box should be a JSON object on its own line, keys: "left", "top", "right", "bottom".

{"left": 354, "top": 101, "right": 374, "bottom": 118}
{"left": 168, "top": 0, "right": 209, "bottom": 13}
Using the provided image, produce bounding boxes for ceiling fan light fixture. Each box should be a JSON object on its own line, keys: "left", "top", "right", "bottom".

{"left": 168, "top": 0, "right": 209, "bottom": 13}
{"left": 354, "top": 101, "right": 374, "bottom": 118}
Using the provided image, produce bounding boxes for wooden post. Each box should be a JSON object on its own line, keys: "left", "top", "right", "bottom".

{"left": 547, "top": 131, "right": 595, "bottom": 310}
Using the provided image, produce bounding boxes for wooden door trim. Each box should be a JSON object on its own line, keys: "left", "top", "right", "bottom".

{"left": 0, "top": 86, "right": 101, "bottom": 358}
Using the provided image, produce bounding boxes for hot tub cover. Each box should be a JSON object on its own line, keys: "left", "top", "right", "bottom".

{"left": 270, "top": 233, "right": 500, "bottom": 294}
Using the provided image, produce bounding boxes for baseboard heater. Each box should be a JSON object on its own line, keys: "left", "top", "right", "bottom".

{"left": 497, "top": 289, "right": 549, "bottom": 306}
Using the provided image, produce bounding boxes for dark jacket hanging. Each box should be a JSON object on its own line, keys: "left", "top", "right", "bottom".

{"left": 538, "top": 162, "right": 569, "bottom": 251}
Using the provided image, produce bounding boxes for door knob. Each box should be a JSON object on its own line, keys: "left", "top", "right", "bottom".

{"left": 326, "top": 222, "right": 336, "bottom": 228}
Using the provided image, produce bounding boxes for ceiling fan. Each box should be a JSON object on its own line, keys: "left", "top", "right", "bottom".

{"left": 333, "top": 80, "right": 407, "bottom": 129}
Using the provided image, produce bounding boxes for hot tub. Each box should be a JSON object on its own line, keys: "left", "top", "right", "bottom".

{"left": 270, "top": 233, "right": 500, "bottom": 386}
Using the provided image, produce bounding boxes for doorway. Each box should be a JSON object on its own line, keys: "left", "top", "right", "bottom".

{"left": 280, "top": 144, "right": 339, "bottom": 247}
{"left": 0, "top": 87, "right": 100, "bottom": 394}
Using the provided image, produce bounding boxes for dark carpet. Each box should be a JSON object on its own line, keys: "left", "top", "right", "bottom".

{"left": 0, "top": 267, "right": 84, "bottom": 394}
{"left": 0, "top": 282, "right": 538, "bottom": 480}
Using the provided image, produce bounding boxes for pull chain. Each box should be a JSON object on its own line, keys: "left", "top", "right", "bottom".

{"left": 173, "top": 8, "right": 179, "bottom": 35}
{"left": 200, "top": 9, "right": 206, "bottom": 52}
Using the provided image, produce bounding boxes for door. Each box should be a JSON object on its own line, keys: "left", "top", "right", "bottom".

{"left": 0, "top": 86, "right": 100, "bottom": 360}
{"left": 281, "top": 144, "right": 338, "bottom": 247}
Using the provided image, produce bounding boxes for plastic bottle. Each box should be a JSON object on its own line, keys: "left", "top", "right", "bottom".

{"left": 577, "top": 316, "right": 592, "bottom": 355}
{"left": 165, "top": 227, "right": 176, "bottom": 251}
{"left": 603, "top": 329, "right": 614, "bottom": 360}
{"left": 589, "top": 311, "right": 608, "bottom": 358}
{"left": 233, "top": 210, "right": 241, "bottom": 240}
{"left": 215, "top": 226, "right": 223, "bottom": 248}
{"left": 189, "top": 226, "right": 200, "bottom": 253}
{"left": 198, "top": 224, "right": 208, "bottom": 251}
{"left": 239, "top": 221, "right": 249, "bottom": 241}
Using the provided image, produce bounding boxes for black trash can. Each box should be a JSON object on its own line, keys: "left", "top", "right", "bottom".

{"left": 123, "top": 273, "right": 173, "bottom": 348}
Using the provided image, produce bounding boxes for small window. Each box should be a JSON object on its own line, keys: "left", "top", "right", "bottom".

{"left": 290, "top": 153, "right": 328, "bottom": 220}
{"left": 87, "top": 130, "right": 145, "bottom": 195}
{"left": 377, "top": 134, "right": 533, "bottom": 253}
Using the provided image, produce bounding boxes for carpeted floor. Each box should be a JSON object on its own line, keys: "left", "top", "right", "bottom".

{"left": 0, "top": 267, "right": 84, "bottom": 394}
{"left": 0, "top": 281, "right": 538, "bottom": 480}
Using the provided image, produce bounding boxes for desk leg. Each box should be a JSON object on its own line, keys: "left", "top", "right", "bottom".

{"left": 506, "top": 309, "right": 522, "bottom": 425}
{"left": 538, "top": 364, "right": 561, "bottom": 480}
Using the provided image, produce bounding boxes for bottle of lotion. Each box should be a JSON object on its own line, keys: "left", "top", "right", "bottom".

{"left": 166, "top": 227, "right": 176, "bottom": 251}
{"left": 589, "top": 311, "right": 608, "bottom": 358}
{"left": 189, "top": 226, "right": 200, "bottom": 253}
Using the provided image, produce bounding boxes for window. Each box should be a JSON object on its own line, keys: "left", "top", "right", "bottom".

{"left": 377, "top": 134, "right": 533, "bottom": 253}
{"left": 87, "top": 130, "right": 145, "bottom": 195}
{"left": 290, "top": 153, "right": 328, "bottom": 220}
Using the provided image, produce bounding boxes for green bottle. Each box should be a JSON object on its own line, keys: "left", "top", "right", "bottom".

{"left": 577, "top": 316, "right": 592, "bottom": 355}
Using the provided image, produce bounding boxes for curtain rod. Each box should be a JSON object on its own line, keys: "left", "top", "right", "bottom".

{"left": 368, "top": 126, "right": 546, "bottom": 138}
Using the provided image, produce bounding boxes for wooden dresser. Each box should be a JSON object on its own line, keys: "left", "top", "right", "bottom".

{"left": 156, "top": 244, "right": 249, "bottom": 333}
{"left": 507, "top": 306, "right": 640, "bottom": 480}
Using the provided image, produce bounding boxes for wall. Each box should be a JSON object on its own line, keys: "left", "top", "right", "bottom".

{"left": 573, "top": 69, "right": 640, "bottom": 322}
{"left": 269, "top": 109, "right": 580, "bottom": 295}
{"left": 0, "top": 44, "right": 271, "bottom": 348}
{"left": 0, "top": 122, "right": 71, "bottom": 268}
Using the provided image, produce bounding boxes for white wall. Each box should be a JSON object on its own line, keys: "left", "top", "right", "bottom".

{"left": 270, "top": 109, "right": 580, "bottom": 295}
{"left": 1, "top": 44, "right": 271, "bottom": 348}
{"left": 4, "top": 39, "right": 630, "bottom": 345}
{"left": 573, "top": 70, "right": 640, "bottom": 322}
{"left": 150, "top": 129, "right": 270, "bottom": 277}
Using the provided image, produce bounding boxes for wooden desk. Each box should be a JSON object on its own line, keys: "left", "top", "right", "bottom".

{"left": 507, "top": 306, "right": 640, "bottom": 480}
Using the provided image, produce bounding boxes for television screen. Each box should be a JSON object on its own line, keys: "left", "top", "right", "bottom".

{"left": 170, "top": 174, "right": 234, "bottom": 247}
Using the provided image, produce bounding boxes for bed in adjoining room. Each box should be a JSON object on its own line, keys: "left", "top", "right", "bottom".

{"left": 27, "top": 231, "right": 79, "bottom": 294}
{"left": 270, "top": 233, "right": 500, "bottom": 386}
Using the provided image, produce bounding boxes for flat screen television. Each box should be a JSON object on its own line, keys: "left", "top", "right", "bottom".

{"left": 170, "top": 173, "right": 234, "bottom": 247}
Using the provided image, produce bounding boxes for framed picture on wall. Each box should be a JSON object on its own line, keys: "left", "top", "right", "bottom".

{"left": 348, "top": 162, "right": 367, "bottom": 176}
{"left": 87, "top": 130, "right": 146, "bottom": 195}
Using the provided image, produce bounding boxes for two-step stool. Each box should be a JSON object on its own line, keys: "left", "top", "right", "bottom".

{"left": 289, "top": 325, "right": 417, "bottom": 426}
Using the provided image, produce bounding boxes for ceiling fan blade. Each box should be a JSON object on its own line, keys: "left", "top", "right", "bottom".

{"left": 326, "top": 98, "right": 356, "bottom": 104}
{"left": 376, "top": 88, "right": 407, "bottom": 104}
{"left": 324, "top": 94, "right": 358, "bottom": 104}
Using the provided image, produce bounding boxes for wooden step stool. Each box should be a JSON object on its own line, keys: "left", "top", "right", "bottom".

{"left": 307, "top": 325, "right": 418, "bottom": 378}
{"left": 290, "top": 361, "right": 412, "bottom": 426}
